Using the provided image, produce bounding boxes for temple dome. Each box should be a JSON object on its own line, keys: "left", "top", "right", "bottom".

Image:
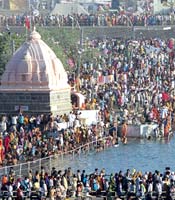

{"left": 0, "top": 29, "right": 70, "bottom": 91}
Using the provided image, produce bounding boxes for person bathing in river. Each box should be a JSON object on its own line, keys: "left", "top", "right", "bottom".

{"left": 121, "top": 120, "right": 128, "bottom": 144}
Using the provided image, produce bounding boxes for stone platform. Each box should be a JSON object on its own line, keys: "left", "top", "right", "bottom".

{"left": 0, "top": 89, "right": 72, "bottom": 116}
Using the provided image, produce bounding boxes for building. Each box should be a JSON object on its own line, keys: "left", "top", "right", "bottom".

{"left": 0, "top": 0, "right": 8, "bottom": 9}
{"left": 0, "top": 0, "right": 28, "bottom": 10}
{"left": 0, "top": 29, "right": 72, "bottom": 116}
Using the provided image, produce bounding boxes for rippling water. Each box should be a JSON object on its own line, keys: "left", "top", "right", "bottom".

{"left": 56, "top": 134, "right": 175, "bottom": 174}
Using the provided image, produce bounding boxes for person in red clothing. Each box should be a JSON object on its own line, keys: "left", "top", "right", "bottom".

{"left": 4, "top": 134, "right": 10, "bottom": 153}
{"left": 152, "top": 106, "right": 160, "bottom": 122}
{"left": 17, "top": 185, "right": 24, "bottom": 200}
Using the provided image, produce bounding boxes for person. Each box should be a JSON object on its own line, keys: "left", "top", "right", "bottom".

{"left": 155, "top": 180, "right": 162, "bottom": 199}
{"left": 76, "top": 181, "right": 83, "bottom": 197}
{"left": 146, "top": 180, "right": 153, "bottom": 199}
{"left": 128, "top": 179, "right": 136, "bottom": 198}
{"left": 7, "top": 181, "right": 13, "bottom": 199}
{"left": 121, "top": 120, "right": 128, "bottom": 144}
{"left": 72, "top": 174, "right": 78, "bottom": 197}
{"left": 18, "top": 113, "right": 24, "bottom": 130}
{"left": 50, "top": 186, "right": 55, "bottom": 200}
{"left": 0, "top": 137, "right": 4, "bottom": 165}
{"left": 138, "top": 180, "right": 146, "bottom": 199}
{"left": 16, "top": 185, "right": 24, "bottom": 200}
{"left": 170, "top": 179, "right": 175, "bottom": 200}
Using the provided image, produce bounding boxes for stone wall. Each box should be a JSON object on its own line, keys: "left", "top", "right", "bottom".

{"left": 2, "top": 25, "right": 175, "bottom": 40}
{"left": 82, "top": 26, "right": 175, "bottom": 40}
{"left": 50, "top": 90, "right": 72, "bottom": 115}
{"left": 0, "top": 90, "right": 72, "bottom": 115}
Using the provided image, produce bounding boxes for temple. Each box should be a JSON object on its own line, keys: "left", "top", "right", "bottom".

{"left": 0, "top": 29, "right": 72, "bottom": 115}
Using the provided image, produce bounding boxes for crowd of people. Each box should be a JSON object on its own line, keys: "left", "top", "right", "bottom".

{"left": 1, "top": 166, "right": 175, "bottom": 199}
{"left": 0, "top": 111, "right": 118, "bottom": 166}
{"left": 0, "top": 12, "right": 175, "bottom": 199}
{"left": 1, "top": 12, "right": 175, "bottom": 28}
{"left": 0, "top": 35, "right": 174, "bottom": 167}
{"left": 69, "top": 37, "right": 175, "bottom": 135}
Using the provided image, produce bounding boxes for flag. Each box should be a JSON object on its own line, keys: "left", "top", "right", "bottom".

{"left": 25, "top": 17, "right": 30, "bottom": 30}
{"left": 32, "top": 9, "right": 39, "bottom": 17}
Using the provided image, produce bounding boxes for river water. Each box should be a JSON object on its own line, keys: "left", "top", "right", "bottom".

{"left": 56, "top": 134, "right": 175, "bottom": 175}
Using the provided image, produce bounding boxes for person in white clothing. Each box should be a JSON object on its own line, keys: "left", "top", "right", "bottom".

{"left": 155, "top": 180, "right": 162, "bottom": 198}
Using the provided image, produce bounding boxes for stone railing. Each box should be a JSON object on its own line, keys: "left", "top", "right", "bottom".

{"left": 0, "top": 136, "right": 113, "bottom": 177}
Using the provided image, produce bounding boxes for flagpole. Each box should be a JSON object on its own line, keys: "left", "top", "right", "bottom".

{"left": 25, "top": 16, "right": 31, "bottom": 40}
{"left": 25, "top": 22, "right": 28, "bottom": 41}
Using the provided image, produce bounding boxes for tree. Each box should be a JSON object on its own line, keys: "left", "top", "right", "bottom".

{"left": 0, "top": 32, "right": 26, "bottom": 76}
{"left": 37, "top": 27, "right": 81, "bottom": 71}
{"left": 0, "top": 27, "right": 98, "bottom": 77}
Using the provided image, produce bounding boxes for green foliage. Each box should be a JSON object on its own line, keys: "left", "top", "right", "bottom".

{"left": 0, "top": 27, "right": 81, "bottom": 76}
{"left": 0, "top": 27, "right": 98, "bottom": 77}
{"left": 37, "top": 27, "right": 81, "bottom": 71}
{"left": 0, "top": 33, "right": 10, "bottom": 76}
{"left": 0, "top": 32, "right": 26, "bottom": 76}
